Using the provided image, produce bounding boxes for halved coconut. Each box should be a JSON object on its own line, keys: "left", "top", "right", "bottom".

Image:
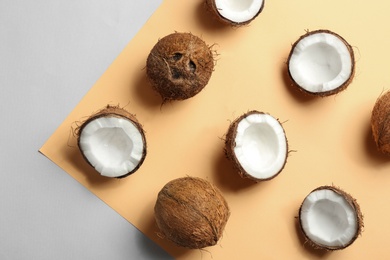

{"left": 371, "top": 90, "right": 390, "bottom": 154}
{"left": 299, "top": 186, "right": 363, "bottom": 250}
{"left": 225, "top": 111, "right": 288, "bottom": 181}
{"left": 206, "top": 0, "right": 265, "bottom": 26}
{"left": 146, "top": 32, "right": 214, "bottom": 101}
{"left": 287, "top": 30, "right": 355, "bottom": 96}
{"left": 76, "top": 105, "right": 147, "bottom": 178}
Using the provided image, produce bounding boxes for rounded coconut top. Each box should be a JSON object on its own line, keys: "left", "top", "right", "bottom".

{"left": 206, "top": 0, "right": 265, "bottom": 25}
{"left": 299, "top": 186, "right": 363, "bottom": 250}
{"left": 146, "top": 32, "right": 214, "bottom": 101}
{"left": 154, "top": 176, "right": 230, "bottom": 249}
{"left": 287, "top": 29, "right": 355, "bottom": 96}
{"left": 225, "top": 110, "right": 288, "bottom": 182}
{"left": 76, "top": 105, "right": 147, "bottom": 178}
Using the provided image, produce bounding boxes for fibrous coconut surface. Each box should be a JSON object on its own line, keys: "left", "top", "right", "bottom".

{"left": 146, "top": 32, "right": 214, "bottom": 101}
{"left": 154, "top": 176, "right": 230, "bottom": 249}
{"left": 371, "top": 90, "right": 390, "bottom": 155}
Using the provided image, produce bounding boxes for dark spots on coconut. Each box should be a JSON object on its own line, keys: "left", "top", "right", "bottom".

{"left": 172, "top": 52, "right": 183, "bottom": 61}
{"left": 171, "top": 68, "right": 182, "bottom": 79}
{"left": 188, "top": 60, "right": 196, "bottom": 73}
{"left": 146, "top": 32, "right": 214, "bottom": 101}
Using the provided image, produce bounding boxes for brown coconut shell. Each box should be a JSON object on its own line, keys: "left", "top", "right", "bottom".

{"left": 146, "top": 32, "right": 214, "bottom": 101}
{"left": 298, "top": 186, "right": 364, "bottom": 251}
{"left": 287, "top": 29, "right": 355, "bottom": 97}
{"left": 76, "top": 105, "right": 147, "bottom": 178}
{"left": 154, "top": 177, "right": 230, "bottom": 249}
{"left": 371, "top": 90, "right": 390, "bottom": 154}
{"left": 224, "top": 110, "right": 288, "bottom": 182}
{"left": 205, "top": 0, "right": 265, "bottom": 26}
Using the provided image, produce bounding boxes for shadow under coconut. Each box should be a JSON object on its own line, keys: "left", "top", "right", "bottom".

{"left": 363, "top": 121, "right": 390, "bottom": 165}
{"left": 294, "top": 217, "right": 331, "bottom": 258}
{"left": 131, "top": 67, "right": 197, "bottom": 113}
{"left": 281, "top": 62, "right": 318, "bottom": 104}
{"left": 212, "top": 147, "right": 259, "bottom": 192}
{"left": 194, "top": 1, "right": 234, "bottom": 33}
{"left": 131, "top": 67, "right": 163, "bottom": 109}
{"left": 135, "top": 233, "right": 175, "bottom": 260}
{"left": 66, "top": 144, "right": 118, "bottom": 186}
{"left": 139, "top": 207, "right": 192, "bottom": 259}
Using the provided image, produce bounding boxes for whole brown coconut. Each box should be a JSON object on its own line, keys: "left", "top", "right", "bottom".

{"left": 371, "top": 90, "right": 390, "bottom": 154}
{"left": 76, "top": 105, "right": 147, "bottom": 178}
{"left": 154, "top": 177, "right": 230, "bottom": 249}
{"left": 299, "top": 186, "right": 363, "bottom": 251}
{"left": 146, "top": 32, "right": 214, "bottom": 101}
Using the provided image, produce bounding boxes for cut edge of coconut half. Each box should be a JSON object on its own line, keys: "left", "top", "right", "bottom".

{"left": 287, "top": 30, "right": 355, "bottom": 96}
{"left": 225, "top": 111, "right": 288, "bottom": 181}
{"left": 299, "top": 186, "right": 363, "bottom": 250}
{"left": 207, "top": 0, "right": 265, "bottom": 25}
{"left": 77, "top": 106, "right": 147, "bottom": 178}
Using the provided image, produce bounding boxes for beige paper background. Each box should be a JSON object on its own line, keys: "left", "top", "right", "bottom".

{"left": 41, "top": 0, "right": 390, "bottom": 259}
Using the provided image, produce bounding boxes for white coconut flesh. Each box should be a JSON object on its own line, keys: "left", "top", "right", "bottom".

{"left": 233, "top": 113, "right": 287, "bottom": 179}
{"left": 214, "top": 0, "right": 264, "bottom": 24}
{"left": 300, "top": 189, "right": 358, "bottom": 248}
{"left": 288, "top": 32, "right": 353, "bottom": 93}
{"left": 79, "top": 116, "right": 145, "bottom": 178}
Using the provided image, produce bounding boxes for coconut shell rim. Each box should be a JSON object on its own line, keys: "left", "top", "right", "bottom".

{"left": 298, "top": 185, "right": 364, "bottom": 251}
{"left": 286, "top": 29, "right": 355, "bottom": 97}
{"left": 205, "top": 0, "right": 265, "bottom": 26}
{"left": 224, "top": 110, "right": 288, "bottom": 182}
{"left": 76, "top": 105, "right": 147, "bottom": 179}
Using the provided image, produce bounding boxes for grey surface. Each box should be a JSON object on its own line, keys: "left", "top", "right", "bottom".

{"left": 0, "top": 0, "right": 172, "bottom": 259}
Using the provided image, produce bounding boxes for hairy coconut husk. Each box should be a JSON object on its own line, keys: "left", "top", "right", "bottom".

{"left": 76, "top": 105, "right": 147, "bottom": 178}
{"left": 154, "top": 177, "right": 230, "bottom": 249}
{"left": 287, "top": 29, "right": 355, "bottom": 97}
{"left": 298, "top": 186, "right": 364, "bottom": 251}
{"left": 371, "top": 90, "right": 390, "bottom": 154}
{"left": 224, "top": 110, "right": 288, "bottom": 182}
{"left": 146, "top": 32, "right": 214, "bottom": 101}
{"left": 205, "top": 0, "right": 265, "bottom": 26}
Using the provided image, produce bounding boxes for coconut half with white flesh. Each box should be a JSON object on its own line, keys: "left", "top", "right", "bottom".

{"left": 225, "top": 111, "right": 288, "bottom": 182}
{"left": 287, "top": 30, "right": 355, "bottom": 96}
{"left": 76, "top": 105, "right": 147, "bottom": 178}
{"left": 206, "top": 0, "right": 265, "bottom": 25}
{"left": 299, "top": 186, "right": 363, "bottom": 250}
